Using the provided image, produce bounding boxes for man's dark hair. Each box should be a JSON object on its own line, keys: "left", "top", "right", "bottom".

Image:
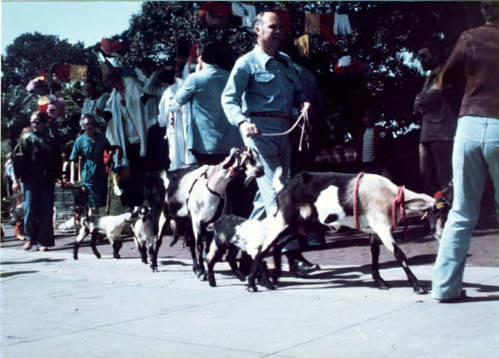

{"left": 158, "top": 69, "right": 176, "bottom": 85}
{"left": 198, "top": 40, "right": 234, "bottom": 71}
{"left": 32, "top": 111, "right": 50, "bottom": 124}
{"left": 481, "top": 1, "right": 499, "bottom": 23}
{"left": 139, "top": 58, "right": 155, "bottom": 70}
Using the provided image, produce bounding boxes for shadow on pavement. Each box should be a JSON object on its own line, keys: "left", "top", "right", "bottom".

{"left": 1, "top": 258, "right": 66, "bottom": 265}
{"left": 0, "top": 270, "right": 38, "bottom": 278}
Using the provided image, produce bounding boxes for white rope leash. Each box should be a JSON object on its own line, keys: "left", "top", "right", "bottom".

{"left": 259, "top": 111, "right": 309, "bottom": 152}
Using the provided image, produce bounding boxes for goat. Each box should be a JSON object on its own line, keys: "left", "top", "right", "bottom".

{"left": 152, "top": 147, "right": 264, "bottom": 277}
{"left": 131, "top": 206, "right": 155, "bottom": 264}
{"left": 244, "top": 172, "right": 442, "bottom": 294}
{"left": 205, "top": 214, "right": 283, "bottom": 290}
{"left": 73, "top": 212, "right": 133, "bottom": 260}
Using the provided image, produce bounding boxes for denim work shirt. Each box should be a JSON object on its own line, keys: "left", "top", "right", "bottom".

{"left": 222, "top": 45, "right": 305, "bottom": 127}
{"left": 173, "top": 64, "right": 243, "bottom": 155}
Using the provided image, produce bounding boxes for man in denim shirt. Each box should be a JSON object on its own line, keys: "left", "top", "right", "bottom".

{"left": 222, "top": 11, "right": 320, "bottom": 277}
{"left": 173, "top": 40, "right": 242, "bottom": 165}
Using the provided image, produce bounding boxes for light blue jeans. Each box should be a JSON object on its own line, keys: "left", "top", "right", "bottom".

{"left": 432, "top": 116, "right": 499, "bottom": 300}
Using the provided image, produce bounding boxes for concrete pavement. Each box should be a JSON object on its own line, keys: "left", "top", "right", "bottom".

{"left": 1, "top": 245, "right": 498, "bottom": 357}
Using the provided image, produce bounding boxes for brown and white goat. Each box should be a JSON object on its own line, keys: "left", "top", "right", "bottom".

{"left": 152, "top": 148, "right": 264, "bottom": 276}
{"left": 247, "top": 172, "right": 440, "bottom": 294}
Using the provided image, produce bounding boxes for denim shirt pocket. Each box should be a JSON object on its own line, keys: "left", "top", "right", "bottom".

{"left": 254, "top": 72, "right": 276, "bottom": 83}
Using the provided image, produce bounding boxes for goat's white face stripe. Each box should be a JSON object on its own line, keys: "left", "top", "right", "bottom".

{"left": 314, "top": 185, "right": 345, "bottom": 225}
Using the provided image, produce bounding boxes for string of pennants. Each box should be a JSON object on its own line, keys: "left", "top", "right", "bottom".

{"left": 198, "top": 2, "right": 353, "bottom": 54}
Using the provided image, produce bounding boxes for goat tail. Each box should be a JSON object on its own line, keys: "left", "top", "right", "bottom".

{"left": 159, "top": 169, "right": 170, "bottom": 190}
{"left": 272, "top": 166, "right": 284, "bottom": 193}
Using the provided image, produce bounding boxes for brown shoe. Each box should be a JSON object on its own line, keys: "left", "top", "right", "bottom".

{"left": 37, "top": 246, "right": 48, "bottom": 252}
{"left": 23, "top": 241, "right": 33, "bottom": 250}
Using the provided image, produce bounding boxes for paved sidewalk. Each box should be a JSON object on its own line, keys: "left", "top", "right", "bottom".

{"left": 1, "top": 247, "right": 498, "bottom": 358}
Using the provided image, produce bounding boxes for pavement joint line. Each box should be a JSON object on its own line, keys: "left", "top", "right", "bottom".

{"left": 259, "top": 300, "right": 420, "bottom": 357}
{"left": 94, "top": 328, "right": 267, "bottom": 355}
{"left": 2, "top": 295, "right": 255, "bottom": 349}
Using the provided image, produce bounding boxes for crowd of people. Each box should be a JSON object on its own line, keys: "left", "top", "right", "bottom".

{"left": 4, "top": 4, "right": 499, "bottom": 302}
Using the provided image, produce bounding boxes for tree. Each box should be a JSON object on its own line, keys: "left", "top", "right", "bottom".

{"left": 1, "top": 32, "right": 100, "bottom": 144}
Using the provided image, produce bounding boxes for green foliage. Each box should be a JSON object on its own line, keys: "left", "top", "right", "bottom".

{"left": 1, "top": 32, "right": 100, "bottom": 147}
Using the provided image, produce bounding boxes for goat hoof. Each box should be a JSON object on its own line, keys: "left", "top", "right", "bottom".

{"left": 73, "top": 255, "right": 78, "bottom": 260}
{"left": 114, "top": 255, "right": 121, "bottom": 259}
{"left": 374, "top": 279, "right": 390, "bottom": 290}
{"left": 197, "top": 273, "right": 207, "bottom": 281}
{"left": 265, "top": 283, "right": 276, "bottom": 290}
{"left": 247, "top": 285, "right": 258, "bottom": 292}
{"left": 413, "top": 284, "right": 429, "bottom": 295}
{"left": 209, "top": 280, "right": 216, "bottom": 287}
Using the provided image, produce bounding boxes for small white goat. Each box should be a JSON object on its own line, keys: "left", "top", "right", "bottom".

{"left": 73, "top": 212, "right": 133, "bottom": 260}
{"left": 205, "top": 214, "right": 288, "bottom": 290}
{"left": 131, "top": 206, "right": 155, "bottom": 265}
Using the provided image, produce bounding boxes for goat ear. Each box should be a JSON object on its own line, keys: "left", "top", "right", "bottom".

{"left": 404, "top": 198, "right": 434, "bottom": 212}
{"left": 222, "top": 148, "right": 239, "bottom": 169}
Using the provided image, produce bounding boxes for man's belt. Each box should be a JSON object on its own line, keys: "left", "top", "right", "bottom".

{"left": 248, "top": 112, "right": 291, "bottom": 120}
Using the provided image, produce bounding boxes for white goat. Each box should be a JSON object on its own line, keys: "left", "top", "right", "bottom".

{"left": 73, "top": 212, "right": 133, "bottom": 260}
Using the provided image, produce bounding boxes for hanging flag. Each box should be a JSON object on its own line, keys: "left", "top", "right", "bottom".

{"left": 334, "top": 13, "right": 352, "bottom": 35}
{"left": 294, "top": 34, "right": 310, "bottom": 57}
{"left": 273, "top": 9, "right": 290, "bottom": 33}
{"left": 304, "top": 12, "right": 320, "bottom": 34}
{"left": 231, "top": 3, "right": 256, "bottom": 28}
{"left": 320, "top": 13, "right": 336, "bottom": 43}
{"left": 198, "top": 2, "right": 232, "bottom": 28}
{"left": 54, "top": 64, "right": 71, "bottom": 82}
{"left": 37, "top": 96, "right": 50, "bottom": 113}
{"left": 70, "top": 65, "right": 88, "bottom": 82}
{"left": 100, "top": 38, "right": 128, "bottom": 57}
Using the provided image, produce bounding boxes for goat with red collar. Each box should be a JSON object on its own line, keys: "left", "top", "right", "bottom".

{"left": 252, "top": 171, "right": 441, "bottom": 294}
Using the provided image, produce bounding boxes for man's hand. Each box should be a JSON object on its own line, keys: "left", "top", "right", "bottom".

{"left": 239, "top": 121, "right": 259, "bottom": 137}
{"left": 169, "top": 112, "right": 175, "bottom": 127}
{"left": 300, "top": 101, "right": 311, "bottom": 116}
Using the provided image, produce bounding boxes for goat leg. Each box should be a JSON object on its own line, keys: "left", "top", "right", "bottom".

{"left": 196, "top": 238, "right": 207, "bottom": 281}
{"left": 139, "top": 243, "right": 148, "bottom": 264}
{"left": 257, "top": 261, "right": 276, "bottom": 290}
{"left": 393, "top": 245, "right": 428, "bottom": 294}
{"left": 206, "top": 242, "right": 222, "bottom": 287}
{"left": 90, "top": 232, "right": 101, "bottom": 259}
{"left": 73, "top": 242, "right": 80, "bottom": 260}
{"left": 370, "top": 235, "right": 389, "bottom": 290}
{"left": 112, "top": 240, "right": 121, "bottom": 259}
{"left": 150, "top": 237, "right": 162, "bottom": 272}
{"left": 227, "top": 247, "right": 246, "bottom": 281}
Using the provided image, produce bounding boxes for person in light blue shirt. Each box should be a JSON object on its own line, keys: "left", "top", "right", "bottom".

{"left": 70, "top": 114, "right": 111, "bottom": 216}
{"left": 172, "top": 40, "right": 243, "bottom": 165}
{"left": 222, "top": 11, "right": 320, "bottom": 277}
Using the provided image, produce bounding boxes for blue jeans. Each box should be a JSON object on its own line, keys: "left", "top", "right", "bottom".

{"left": 432, "top": 116, "right": 499, "bottom": 300}
{"left": 24, "top": 182, "right": 55, "bottom": 247}
{"left": 248, "top": 117, "right": 323, "bottom": 252}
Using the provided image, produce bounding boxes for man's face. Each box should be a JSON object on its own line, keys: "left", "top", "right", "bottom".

{"left": 256, "top": 12, "right": 282, "bottom": 50}
{"left": 30, "top": 115, "right": 45, "bottom": 132}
